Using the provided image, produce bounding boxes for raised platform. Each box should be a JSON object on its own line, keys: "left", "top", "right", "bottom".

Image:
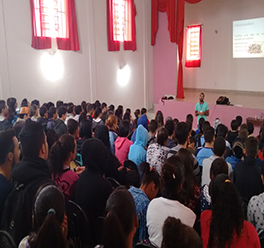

{"left": 154, "top": 89, "right": 264, "bottom": 136}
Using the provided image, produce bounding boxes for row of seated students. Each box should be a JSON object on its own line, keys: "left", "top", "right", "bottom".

{"left": 0, "top": 97, "right": 264, "bottom": 247}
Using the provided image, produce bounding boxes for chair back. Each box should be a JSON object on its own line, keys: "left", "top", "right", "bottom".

{"left": 0, "top": 230, "right": 17, "bottom": 248}
{"left": 107, "top": 177, "right": 121, "bottom": 189}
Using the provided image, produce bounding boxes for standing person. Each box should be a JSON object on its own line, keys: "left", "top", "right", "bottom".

{"left": 195, "top": 92, "right": 209, "bottom": 124}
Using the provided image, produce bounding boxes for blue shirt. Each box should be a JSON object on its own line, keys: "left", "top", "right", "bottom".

{"left": 195, "top": 101, "right": 209, "bottom": 123}
{"left": 196, "top": 147, "right": 214, "bottom": 166}
{"left": 128, "top": 186, "right": 150, "bottom": 245}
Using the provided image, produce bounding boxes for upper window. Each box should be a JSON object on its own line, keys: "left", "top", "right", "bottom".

{"left": 112, "top": 0, "right": 132, "bottom": 42}
{"left": 33, "top": 0, "right": 68, "bottom": 38}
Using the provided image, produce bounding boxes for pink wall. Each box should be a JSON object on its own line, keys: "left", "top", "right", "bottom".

{"left": 153, "top": 12, "right": 177, "bottom": 104}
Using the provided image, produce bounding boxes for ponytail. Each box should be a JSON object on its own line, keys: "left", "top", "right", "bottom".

{"left": 140, "top": 162, "right": 160, "bottom": 189}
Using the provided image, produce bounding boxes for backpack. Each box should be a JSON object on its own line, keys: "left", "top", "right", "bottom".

{"left": 216, "top": 96, "right": 229, "bottom": 105}
{"left": 1, "top": 178, "right": 47, "bottom": 245}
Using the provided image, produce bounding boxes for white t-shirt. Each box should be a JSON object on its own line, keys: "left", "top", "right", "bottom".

{"left": 146, "top": 197, "right": 196, "bottom": 247}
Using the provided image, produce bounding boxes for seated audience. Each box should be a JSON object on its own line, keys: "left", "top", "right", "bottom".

{"left": 67, "top": 118, "right": 79, "bottom": 140}
{"left": 86, "top": 103, "right": 95, "bottom": 122}
{"left": 49, "top": 134, "right": 79, "bottom": 201}
{"left": 226, "top": 140, "right": 244, "bottom": 170}
{"left": 188, "top": 136, "right": 196, "bottom": 155}
{"left": 186, "top": 114, "right": 196, "bottom": 137}
{"left": 54, "top": 106, "right": 68, "bottom": 138}
{"left": 133, "top": 109, "right": 140, "bottom": 129}
{"left": 247, "top": 121, "right": 254, "bottom": 137}
{"left": 7, "top": 97, "right": 18, "bottom": 125}
{"left": 105, "top": 115, "right": 118, "bottom": 155}
{"left": 155, "top": 110, "right": 164, "bottom": 128}
{"left": 226, "top": 119, "right": 239, "bottom": 146}
{"left": 236, "top": 115, "right": 243, "bottom": 129}
{"left": 147, "top": 127, "right": 169, "bottom": 175}
{"left": 147, "top": 119, "right": 158, "bottom": 147}
{"left": 73, "top": 105, "right": 82, "bottom": 122}
{"left": 77, "top": 119, "right": 92, "bottom": 153}
{"left": 131, "top": 112, "right": 149, "bottom": 143}
{"left": 47, "top": 106, "right": 57, "bottom": 130}
{"left": 165, "top": 120, "right": 177, "bottom": 148}
{"left": 201, "top": 174, "right": 260, "bottom": 248}
{"left": 30, "top": 104, "right": 39, "bottom": 122}
{"left": 161, "top": 217, "right": 202, "bottom": 248}
{"left": 129, "top": 162, "right": 160, "bottom": 245}
{"left": 37, "top": 105, "right": 48, "bottom": 128}
{"left": 92, "top": 107, "right": 104, "bottom": 132}
{"left": 18, "top": 185, "right": 68, "bottom": 248}
{"left": 65, "top": 105, "right": 75, "bottom": 125}
{"left": 216, "top": 123, "right": 231, "bottom": 152}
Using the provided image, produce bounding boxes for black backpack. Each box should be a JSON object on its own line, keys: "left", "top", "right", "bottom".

{"left": 1, "top": 178, "right": 46, "bottom": 245}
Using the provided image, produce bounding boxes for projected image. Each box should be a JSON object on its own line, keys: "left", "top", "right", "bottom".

{"left": 233, "top": 17, "right": 264, "bottom": 58}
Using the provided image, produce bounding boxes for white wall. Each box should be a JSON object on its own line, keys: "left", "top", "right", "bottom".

{"left": 183, "top": 0, "right": 264, "bottom": 92}
{"left": 0, "top": 0, "right": 153, "bottom": 111}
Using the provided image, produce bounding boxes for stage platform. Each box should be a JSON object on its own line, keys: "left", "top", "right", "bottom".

{"left": 154, "top": 89, "right": 264, "bottom": 136}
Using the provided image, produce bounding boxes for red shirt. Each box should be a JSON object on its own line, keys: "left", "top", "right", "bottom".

{"left": 201, "top": 210, "right": 260, "bottom": 248}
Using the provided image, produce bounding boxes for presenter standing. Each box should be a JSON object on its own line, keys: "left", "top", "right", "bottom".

{"left": 195, "top": 93, "right": 209, "bottom": 124}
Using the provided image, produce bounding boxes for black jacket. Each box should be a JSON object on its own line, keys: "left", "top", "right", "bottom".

{"left": 54, "top": 118, "right": 68, "bottom": 138}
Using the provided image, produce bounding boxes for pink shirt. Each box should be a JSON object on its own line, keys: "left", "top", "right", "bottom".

{"left": 114, "top": 137, "right": 133, "bottom": 165}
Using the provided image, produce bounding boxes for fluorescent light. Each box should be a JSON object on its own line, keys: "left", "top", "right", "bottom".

{"left": 117, "top": 65, "right": 130, "bottom": 86}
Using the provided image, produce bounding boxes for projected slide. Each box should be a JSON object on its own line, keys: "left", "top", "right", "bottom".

{"left": 233, "top": 17, "right": 264, "bottom": 58}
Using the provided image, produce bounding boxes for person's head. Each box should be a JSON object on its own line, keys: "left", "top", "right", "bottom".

{"left": 202, "top": 121, "right": 211, "bottom": 133}
{"left": 204, "top": 126, "right": 215, "bottom": 144}
{"left": 134, "top": 109, "right": 140, "bottom": 119}
{"left": 216, "top": 124, "right": 228, "bottom": 139}
{"left": 39, "top": 106, "right": 48, "bottom": 119}
{"left": 101, "top": 102, "right": 107, "bottom": 113}
{"left": 74, "top": 105, "right": 82, "bottom": 115}
{"left": 141, "top": 108, "right": 147, "bottom": 115}
{"left": 30, "top": 104, "right": 38, "bottom": 118}
{"left": 0, "top": 100, "right": 8, "bottom": 117}
{"left": 149, "top": 119, "right": 158, "bottom": 135}
{"left": 94, "top": 100, "right": 101, "bottom": 109}
{"left": 239, "top": 127, "right": 248, "bottom": 144}
{"left": 139, "top": 162, "right": 160, "bottom": 200}
{"left": 0, "top": 129, "right": 20, "bottom": 174}
{"left": 186, "top": 114, "right": 193, "bottom": 124}
{"left": 155, "top": 110, "right": 164, "bottom": 128}
{"left": 247, "top": 122, "right": 254, "bottom": 136}
{"left": 232, "top": 140, "right": 244, "bottom": 159}
{"left": 160, "top": 156, "right": 184, "bottom": 200}
{"left": 46, "top": 129, "right": 59, "bottom": 151}
{"left": 94, "top": 125, "right": 110, "bottom": 151}
{"left": 49, "top": 134, "right": 76, "bottom": 176}
{"left": 108, "top": 104, "right": 115, "bottom": 112}
{"left": 20, "top": 121, "right": 48, "bottom": 160}
{"left": 208, "top": 174, "right": 244, "bottom": 248}
{"left": 165, "top": 120, "right": 174, "bottom": 137}
{"left": 210, "top": 158, "right": 228, "bottom": 181}
{"left": 118, "top": 120, "right": 130, "bottom": 137}
{"left": 123, "top": 113, "right": 130, "bottom": 122}
{"left": 30, "top": 185, "right": 66, "bottom": 248}
{"left": 94, "top": 107, "right": 102, "bottom": 119}
{"left": 67, "top": 119, "right": 79, "bottom": 139}
{"left": 231, "top": 119, "right": 238, "bottom": 131}
{"left": 19, "top": 107, "right": 30, "bottom": 119}
{"left": 213, "top": 136, "right": 226, "bottom": 157}
{"left": 213, "top": 118, "right": 221, "bottom": 130}
{"left": 161, "top": 217, "right": 202, "bottom": 248}
{"left": 79, "top": 112, "right": 87, "bottom": 123}
{"left": 125, "top": 108, "right": 131, "bottom": 115}
{"left": 198, "top": 117, "right": 205, "bottom": 134}
{"left": 79, "top": 119, "right": 92, "bottom": 139}
{"left": 86, "top": 103, "right": 95, "bottom": 114}
{"left": 21, "top": 98, "right": 29, "bottom": 107}
{"left": 13, "top": 121, "right": 25, "bottom": 141}
{"left": 105, "top": 115, "right": 118, "bottom": 131}
{"left": 81, "top": 138, "right": 108, "bottom": 175}
{"left": 157, "top": 127, "right": 168, "bottom": 146}
{"left": 81, "top": 101, "right": 87, "bottom": 113}
{"left": 56, "top": 100, "right": 63, "bottom": 109}
{"left": 7, "top": 97, "right": 17, "bottom": 111}
{"left": 103, "top": 187, "right": 138, "bottom": 248}
{"left": 31, "top": 99, "right": 40, "bottom": 108}
{"left": 189, "top": 136, "right": 195, "bottom": 149}
{"left": 115, "top": 108, "right": 123, "bottom": 119}
{"left": 67, "top": 105, "right": 74, "bottom": 115}
{"left": 48, "top": 106, "right": 57, "bottom": 120}
{"left": 58, "top": 106, "right": 67, "bottom": 121}
{"left": 236, "top": 116, "right": 242, "bottom": 127}
{"left": 175, "top": 122, "right": 189, "bottom": 146}
{"left": 245, "top": 137, "right": 258, "bottom": 158}
{"left": 199, "top": 92, "right": 205, "bottom": 103}
{"left": 46, "top": 102, "right": 55, "bottom": 110}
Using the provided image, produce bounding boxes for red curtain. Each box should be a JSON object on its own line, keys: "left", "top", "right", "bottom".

{"left": 30, "top": 0, "right": 79, "bottom": 51}
{"left": 57, "top": 0, "right": 80, "bottom": 51}
{"left": 30, "top": 0, "right": 51, "bottom": 49}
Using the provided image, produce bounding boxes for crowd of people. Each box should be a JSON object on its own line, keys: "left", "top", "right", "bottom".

{"left": 0, "top": 96, "right": 264, "bottom": 248}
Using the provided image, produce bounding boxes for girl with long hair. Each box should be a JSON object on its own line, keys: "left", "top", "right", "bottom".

{"left": 155, "top": 110, "right": 164, "bottom": 128}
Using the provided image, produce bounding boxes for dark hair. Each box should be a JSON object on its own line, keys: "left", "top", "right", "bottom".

{"left": 208, "top": 174, "right": 244, "bottom": 248}
{"left": 94, "top": 100, "right": 101, "bottom": 109}
{"left": 29, "top": 185, "right": 66, "bottom": 248}
{"left": 155, "top": 110, "right": 164, "bottom": 128}
{"left": 30, "top": 104, "right": 38, "bottom": 118}
{"left": 210, "top": 158, "right": 228, "bottom": 179}
{"left": 81, "top": 101, "right": 87, "bottom": 113}
{"left": 134, "top": 109, "right": 140, "bottom": 119}
{"left": 231, "top": 119, "right": 238, "bottom": 131}
{"left": 160, "top": 156, "right": 184, "bottom": 200}
{"left": 204, "top": 126, "right": 215, "bottom": 143}
{"left": 20, "top": 122, "right": 45, "bottom": 158}
{"left": 118, "top": 120, "right": 130, "bottom": 137}
{"left": 103, "top": 187, "right": 136, "bottom": 248}
{"left": 46, "top": 129, "right": 59, "bottom": 151}
{"left": 239, "top": 127, "right": 248, "bottom": 144}
{"left": 216, "top": 124, "right": 228, "bottom": 139}
{"left": 79, "top": 119, "right": 92, "bottom": 139}
{"left": 49, "top": 134, "right": 75, "bottom": 177}
{"left": 236, "top": 116, "right": 242, "bottom": 127}
{"left": 115, "top": 108, "right": 122, "bottom": 119}
{"left": 186, "top": 114, "right": 193, "bottom": 124}
{"left": 141, "top": 108, "right": 147, "bottom": 115}
{"left": 39, "top": 106, "right": 48, "bottom": 118}
{"left": 13, "top": 121, "right": 24, "bottom": 140}
{"left": 202, "top": 121, "right": 211, "bottom": 133}
{"left": 247, "top": 122, "right": 254, "bottom": 135}
{"left": 157, "top": 127, "right": 168, "bottom": 146}
{"left": 78, "top": 113, "right": 87, "bottom": 123}
{"left": 0, "top": 129, "right": 15, "bottom": 165}
{"left": 123, "top": 113, "right": 130, "bottom": 121}
{"left": 67, "top": 105, "right": 74, "bottom": 114}
{"left": 149, "top": 120, "right": 158, "bottom": 133}
{"left": 245, "top": 137, "right": 258, "bottom": 158}
{"left": 232, "top": 140, "right": 244, "bottom": 159}
{"left": 48, "top": 107, "right": 57, "bottom": 119}
{"left": 109, "top": 104, "right": 115, "bottom": 112}
{"left": 175, "top": 122, "right": 189, "bottom": 145}
{"left": 46, "top": 102, "right": 55, "bottom": 110}
{"left": 56, "top": 100, "right": 63, "bottom": 109}
{"left": 139, "top": 162, "right": 160, "bottom": 189}
{"left": 21, "top": 98, "right": 28, "bottom": 107}
{"left": 176, "top": 149, "right": 197, "bottom": 206}
{"left": 165, "top": 120, "right": 174, "bottom": 136}
{"left": 94, "top": 107, "right": 102, "bottom": 119}
{"left": 198, "top": 117, "right": 205, "bottom": 134}
{"left": 74, "top": 105, "right": 82, "bottom": 115}
{"left": 161, "top": 217, "right": 202, "bottom": 248}
{"left": 0, "top": 100, "right": 6, "bottom": 114}
{"left": 94, "top": 125, "right": 110, "bottom": 151}
{"left": 86, "top": 103, "right": 95, "bottom": 113}
{"left": 67, "top": 119, "right": 79, "bottom": 135}
{"left": 213, "top": 136, "right": 226, "bottom": 157}
{"left": 125, "top": 108, "right": 131, "bottom": 115}
{"left": 31, "top": 99, "right": 40, "bottom": 107}
{"left": 102, "top": 102, "right": 107, "bottom": 109}
{"left": 58, "top": 106, "right": 67, "bottom": 118}
{"left": 7, "top": 97, "right": 17, "bottom": 123}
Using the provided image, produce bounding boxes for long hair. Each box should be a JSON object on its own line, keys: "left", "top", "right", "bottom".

{"left": 207, "top": 174, "right": 244, "bottom": 248}
{"left": 7, "top": 97, "right": 17, "bottom": 123}
{"left": 155, "top": 110, "right": 164, "bottom": 128}
{"left": 140, "top": 162, "right": 160, "bottom": 189}
{"left": 29, "top": 185, "right": 67, "bottom": 248}
{"left": 49, "top": 134, "right": 75, "bottom": 177}
{"left": 103, "top": 187, "right": 136, "bottom": 248}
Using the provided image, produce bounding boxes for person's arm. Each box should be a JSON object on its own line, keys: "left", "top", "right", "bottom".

{"left": 195, "top": 110, "right": 199, "bottom": 116}
{"left": 205, "top": 109, "right": 209, "bottom": 116}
